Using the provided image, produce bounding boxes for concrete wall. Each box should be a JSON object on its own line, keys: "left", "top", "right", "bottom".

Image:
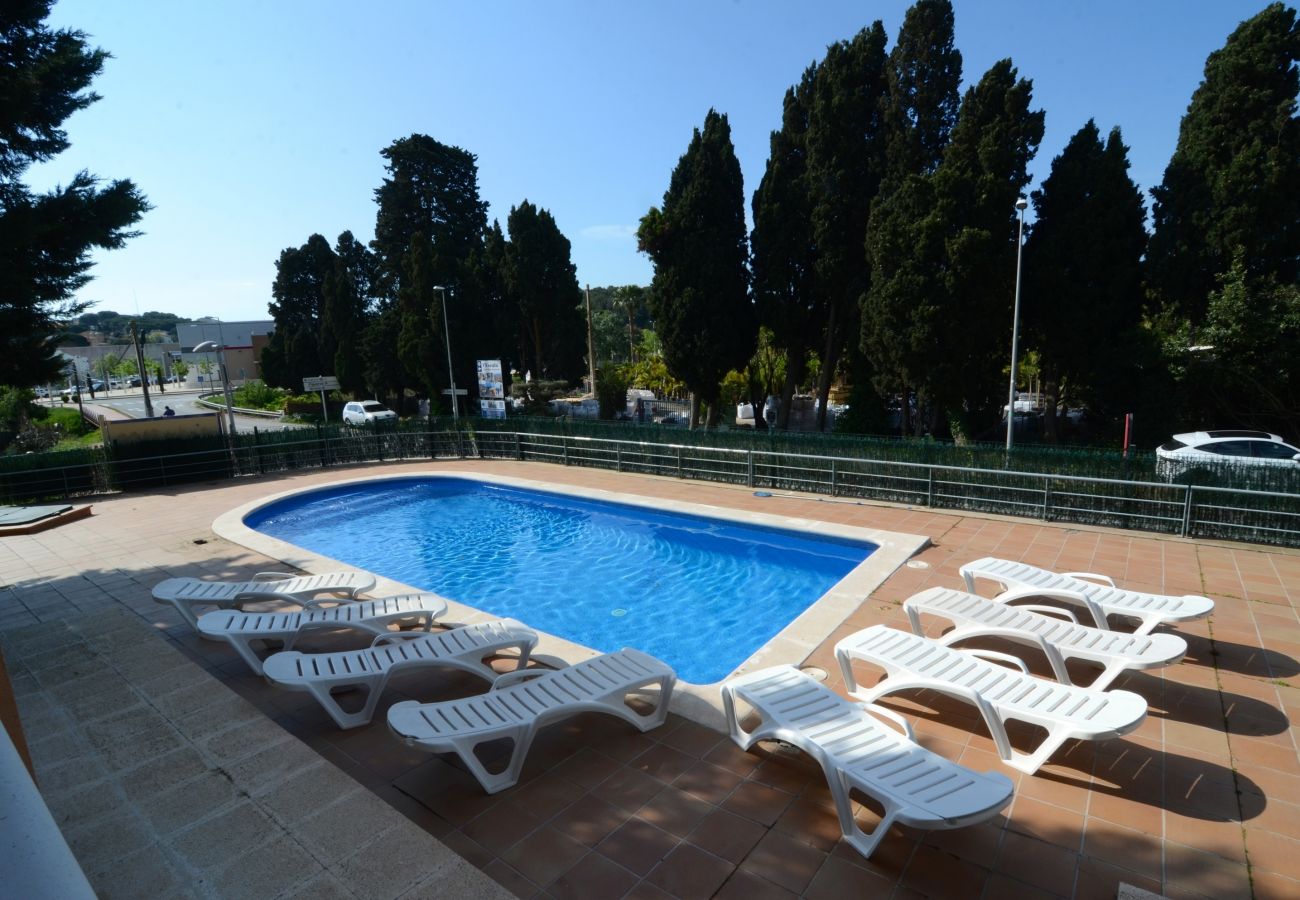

{"left": 100, "top": 412, "right": 223, "bottom": 445}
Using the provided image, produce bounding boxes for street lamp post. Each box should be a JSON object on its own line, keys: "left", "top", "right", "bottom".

{"left": 1006, "top": 197, "right": 1029, "bottom": 453}
{"left": 433, "top": 285, "right": 458, "bottom": 422}
{"left": 192, "top": 340, "right": 237, "bottom": 437}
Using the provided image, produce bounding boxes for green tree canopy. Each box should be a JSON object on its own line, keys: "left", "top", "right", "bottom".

{"left": 0, "top": 0, "right": 149, "bottom": 386}
{"left": 882, "top": 0, "right": 962, "bottom": 183}
{"left": 1147, "top": 3, "right": 1300, "bottom": 323}
{"left": 638, "top": 109, "right": 753, "bottom": 426}
{"left": 752, "top": 67, "right": 818, "bottom": 427}
{"left": 504, "top": 200, "right": 586, "bottom": 381}
{"left": 1023, "top": 121, "right": 1148, "bottom": 439}
{"left": 262, "top": 233, "right": 335, "bottom": 390}
{"left": 371, "top": 134, "right": 488, "bottom": 297}
{"left": 806, "top": 23, "right": 890, "bottom": 430}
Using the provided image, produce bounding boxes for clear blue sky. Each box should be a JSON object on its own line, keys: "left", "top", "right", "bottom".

{"left": 31, "top": 0, "right": 1272, "bottom": 322}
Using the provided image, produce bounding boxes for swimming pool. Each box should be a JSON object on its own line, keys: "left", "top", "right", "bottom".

{"left": 244, "top": 476, "right": 877, "bottom": 683}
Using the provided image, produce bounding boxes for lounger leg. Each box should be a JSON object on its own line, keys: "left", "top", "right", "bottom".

{"left": 228, "top": 635, "right": 270, "bottom": 676}
{"left": 833, "top": 770, "right": 900, "bottom": 860}
{"left": 448, "top": 725, "right": 535, "bottom": 794}
{"left": 307, "top": 674, "right": 387, "bottom": 729}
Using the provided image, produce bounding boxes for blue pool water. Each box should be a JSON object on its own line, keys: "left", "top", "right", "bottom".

{"left": 245, "top": 478, "right": 876, "bottom": 683}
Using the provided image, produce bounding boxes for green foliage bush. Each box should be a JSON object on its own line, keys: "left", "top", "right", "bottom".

{"left": 231, "top": 381, "right": 288, "bottom": 411}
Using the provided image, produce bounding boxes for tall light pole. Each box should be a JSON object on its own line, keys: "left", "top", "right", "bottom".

{"left": 192, "top": 340, "right": 237, "bottom": 436}
{"left": 1006, "top": 197, "right": 1029, "bottom": 453}
{"left": 433, "top": 286, "right": 457, "bottom": 422}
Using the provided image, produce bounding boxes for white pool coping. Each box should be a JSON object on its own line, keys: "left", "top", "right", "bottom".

{"left": 213, "top": 470, "right": 930, "bottom": 729}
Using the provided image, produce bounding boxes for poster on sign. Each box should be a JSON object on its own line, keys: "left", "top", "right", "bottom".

{"left": 476, "top": 359, "right": 504, "bottom": 399}
{"left": 480, "top": 399, "right": 506, "bottom": 419}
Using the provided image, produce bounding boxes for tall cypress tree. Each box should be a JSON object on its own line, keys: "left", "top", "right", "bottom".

{"left": 882, "top": 0, "right": 962, "bottom": 184}
{"left": 1147, "top": 3, "right": 1300, "bottom": 324}
{"left": 503, "top": 202, "right": 585, "bottom": 381}
{"left": 638, "top": 109, "right": 753, "bottom": 427}
{"left": 371, "top": 135, "right": 489, "bottom": 296}
{"left": 865, "top": 60, "right": 1043, "bottom": 440}
{"left": 318, "top": 231, "right": 373, "bottom": 395}
{"left": 0, "top": 0, "right": 149, "bottom": 386}
{"left": 395, "top": 232, "right": 445, "bottom": 401}
{"left": 752, "top": 68, "right": 817, "bottom": 427}
{"left": 263, "top": 234, "right": 336, "bottom": 390}
{"left": 806, "top": 24, "right": 891, "bottom": 430}
{"left": 1022, "top": 122, "right": 1147, "bottom": 440}
{"left": 861, "top": 0, "right": 963, "bottom": 434}
{"left": 931, "top": 60, "right": 1043, "bottom": 437}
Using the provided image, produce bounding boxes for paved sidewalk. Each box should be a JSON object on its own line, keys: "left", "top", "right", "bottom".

{"left": 2, "top": 609, "right": 508, "bottom": 899}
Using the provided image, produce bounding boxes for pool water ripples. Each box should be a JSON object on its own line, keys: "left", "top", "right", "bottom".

{"left": 246, "top": 478, "right": 875, "bottom": 683}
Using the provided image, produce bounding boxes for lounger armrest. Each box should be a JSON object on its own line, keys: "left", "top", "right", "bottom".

{"left": 860, "top": 676, "right": 1012, "bottom": 762}
{"left": 252, "top": 572, "right": 295, "bottom": 582}
{"left": 943, "top": 626, "right": 1072, "bottom": 684}
{"left": 962, "top": 648, "right": 1029, "bottom": 674}
{"left": 489, "top": 669, "right": 550, "bottom": 691}
{"left": 1062, "top": 571, "right": 1116, "bottom": 587}
{"left": 994, "top": 586, "right": 1109, "bottom": 631}
{"left": 297, "top": 597, "right": 349, "bottom": 610}
{"left": 1015, "top": 604, "right": 1079, "bottom": 624}
{"left": 371, "top": 632, "right": 429, "bottom": 647}
{"left": 861, "top": 702, "right": 916, "bottom": 741}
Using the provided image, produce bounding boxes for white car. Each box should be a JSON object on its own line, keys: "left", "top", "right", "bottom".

{"left": 1156, "top": 430, "right": 1300, "bottom": 479}
{"left": 342, "top": 400, "right": 397, "bottom": 426}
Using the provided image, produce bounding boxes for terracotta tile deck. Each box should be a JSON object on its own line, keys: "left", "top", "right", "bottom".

{"left": 2, "top": 458, "right": 1298, "bottom": 899}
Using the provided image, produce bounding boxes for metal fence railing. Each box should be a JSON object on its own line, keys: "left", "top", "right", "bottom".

{"left": 1, "top": 425, "right": 1297, "bottom": 549}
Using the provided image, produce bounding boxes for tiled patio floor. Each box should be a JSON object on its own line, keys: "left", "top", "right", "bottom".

{"left": 2, "top": 459, "right": 1298, "bottom": 899}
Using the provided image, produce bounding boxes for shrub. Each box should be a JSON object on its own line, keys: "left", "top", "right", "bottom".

{"left": 231, "top": 380, "right": 287, "bottom": 411}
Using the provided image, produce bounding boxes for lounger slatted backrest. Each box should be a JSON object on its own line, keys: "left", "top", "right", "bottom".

{"left": 835, "top": 625, "right": 1148, "bottom": 773}
{"left": 902, "top": 588, "right": 1187, "bottom": 691}
{"left": 153, "top": 570, "right": 376, "bottom": 630}
{"left": 959, "top": 557, "right": 1214, "bottom": 634}
{"left": 262, "top": 619, "right": 538, "bottom": 729}
{"left": 721, "top": 665, "right": 1013, "bottom": 859}
{"left": 197, "top": 593, "right": 447, "bottom": 675}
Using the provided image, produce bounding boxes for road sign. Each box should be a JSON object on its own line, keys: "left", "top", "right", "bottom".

{"left": 440, "top": 388, "right": 469, "bottom": 395}
{"left": 303, "top": 376, "right": 340, "bottom": 391}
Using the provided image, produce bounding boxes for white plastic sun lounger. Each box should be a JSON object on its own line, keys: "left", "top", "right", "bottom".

{"left": 388, "top": 648, "right": 676, "bottom": 793}
{"left": 959, "top": 556, "right": 1214, "bottom": 636}
{"left": 721, "top": 665, "right": 1013, "bottom": 859}
{"left": 153, "top": 571, "right": 376, "bottom": 631}
{"left": 903, "top": 587, "right": 1188, "bottom": 691}
{"left": 197, "top": 593, "right": 448, "bottom": 675}
{"left": 263, "top": 619, "right": 539, "bottom": 729}
{"left": 835, "top": 625, "right": 1147, "bottom": 773}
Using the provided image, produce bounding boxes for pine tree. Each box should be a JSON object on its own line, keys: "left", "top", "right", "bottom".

{"left": 637, "top": 110, "right": 753, "bottom": 427}
{"left": 395, "top": 233, "right": 445, "bottom": 400}
{"left": 0, "top": 0, "right": 149, "bottom": 386}
{"left": 1147, "top": 3, "right": 1300, "bottom": 323}
{"left": 1022, "top": 122, "right": 1147, "bottom": 440}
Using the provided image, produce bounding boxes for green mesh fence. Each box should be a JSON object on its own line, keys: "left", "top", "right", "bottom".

{"left": 1, "top": 415, "right": 1296, "bottom": 547}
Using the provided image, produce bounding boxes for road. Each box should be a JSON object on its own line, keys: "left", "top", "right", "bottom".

{"left": 47, "top": 387, "right": 306, "bottom": 433}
